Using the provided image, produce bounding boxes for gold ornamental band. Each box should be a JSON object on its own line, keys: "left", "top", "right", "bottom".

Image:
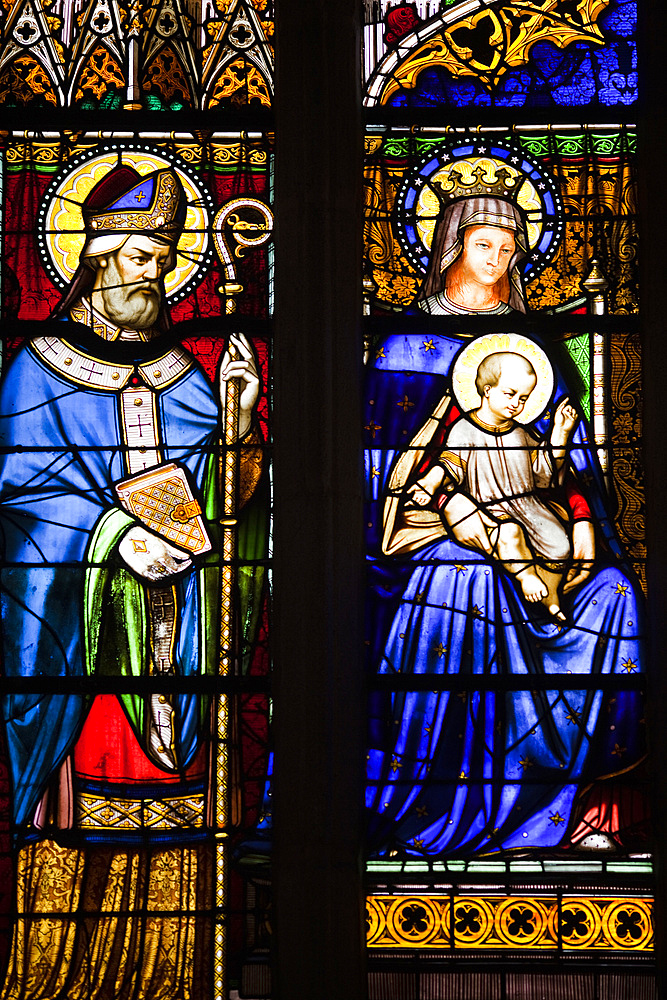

{"left": 367, "top": 894, "right": 654, "bottom": 952}
{"left": 78, "top": 791, "right": 205, "bottom": 830}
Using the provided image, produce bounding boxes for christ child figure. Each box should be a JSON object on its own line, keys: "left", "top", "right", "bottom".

{"left": 409, "top": 352, "right": 579, "bottom": 620}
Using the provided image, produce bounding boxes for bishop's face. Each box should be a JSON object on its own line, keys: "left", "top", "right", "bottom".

{"left": 92, "top": 235, "right": 172, "bottom": 331}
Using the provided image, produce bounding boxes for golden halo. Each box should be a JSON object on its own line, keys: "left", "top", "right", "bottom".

{"left": 416, "top": 156, "right": 544, "bottom": 253}
{"left": 451, "top": 333, "right": 554, "bottom": 425}
{"left": 41, "top": 149, "right": 211, "bottom": 301}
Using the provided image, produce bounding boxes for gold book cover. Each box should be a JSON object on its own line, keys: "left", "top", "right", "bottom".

{"left": 115, "top": 462, "right": 212, "bottom": 555}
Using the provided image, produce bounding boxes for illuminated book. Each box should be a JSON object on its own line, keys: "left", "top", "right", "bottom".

{"left": 115, "top": 462, "right": 212, "bottom": 555}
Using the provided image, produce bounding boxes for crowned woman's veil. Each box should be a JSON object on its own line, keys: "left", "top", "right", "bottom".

{"left": 417, "top": 195, "right": 529, "bottom": 312}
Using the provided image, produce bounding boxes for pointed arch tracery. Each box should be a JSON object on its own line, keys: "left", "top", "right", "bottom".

{"left": 205, "top": 55, "right": 270, "bottom": 108}
{"left": 142, "top": 44, "right": 194, "bottom": 109}
{"left": 0, "top": 0, "right": 275, "bottom": 110}
{"left": 72, "top": 42, "right": 125, "bottom": 106}
{"left": 0, "top": 0, "right": 66, "bottom": 102}
{"left": 0, "top": 52, "right": 58, "bottom": 105}
{"left": 201, "top": 0, "right": 274, "bottom": 108}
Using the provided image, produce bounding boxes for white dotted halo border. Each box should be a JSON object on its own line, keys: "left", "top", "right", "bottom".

{"left": 37, "top": 144, "right": 214, "bottom": 303}
{"left": 451, "top": 332, "right": 554, "bottom": 425}
{"left": 395, "top": 136, "right": 563, "bottom": 284}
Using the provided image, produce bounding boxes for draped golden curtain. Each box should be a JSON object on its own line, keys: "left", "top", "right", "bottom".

{"left": 2, "top": 840, "right": 212, "bottom": 1000}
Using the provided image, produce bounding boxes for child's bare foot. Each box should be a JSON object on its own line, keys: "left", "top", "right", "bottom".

{"left": 546, "top": 602, "right": 567, "bottom": 623}
{"left": 516, "top": 569, "right": 548, "bottom": 603}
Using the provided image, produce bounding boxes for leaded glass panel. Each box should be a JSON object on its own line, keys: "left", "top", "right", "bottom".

{"left": 363, "top": 0, "right": 636, "bottom": 111}
{"left": 0, "top": 0, "right": 274, "bottom": 110}
{"left": 0, "top": 130, "right": 273, "bottom": 999}
{"left": 362, "top": 2, "right": 654, "bottom": 992}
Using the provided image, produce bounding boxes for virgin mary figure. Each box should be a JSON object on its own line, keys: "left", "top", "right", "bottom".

{"left": 417, "top": 180, "right": 528, "bottom": 317}
{"left": 365, "top": 185, "right": 646, "bottom": 859}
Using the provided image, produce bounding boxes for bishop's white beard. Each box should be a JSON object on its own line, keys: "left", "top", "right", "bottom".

{"left": 96, "top": 255, "right": 162, "bottom": 331}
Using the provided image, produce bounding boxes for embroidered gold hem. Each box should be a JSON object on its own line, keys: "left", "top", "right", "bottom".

{"left": 78, "top": 791, "right": 205, "bottom": 830}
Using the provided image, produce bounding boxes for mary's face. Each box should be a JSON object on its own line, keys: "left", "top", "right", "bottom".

{"left": 459, "top": 225, "right": 516, "bottom": 286}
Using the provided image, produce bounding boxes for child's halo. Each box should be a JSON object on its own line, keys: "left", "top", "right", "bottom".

{"left": 451, "top": 333, "right": 554, "bottom": 425}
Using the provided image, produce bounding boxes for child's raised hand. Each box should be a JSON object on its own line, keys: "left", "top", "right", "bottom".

{"left": 553, "top": 397, "right": 578, "bottom": 436}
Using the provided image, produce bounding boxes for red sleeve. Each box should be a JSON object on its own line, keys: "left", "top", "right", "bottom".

{"left": 565, "top": 478, "right": 592, "bottom": 521}
{"left": 415, "top": 404, "right": 461, "bottom": 478}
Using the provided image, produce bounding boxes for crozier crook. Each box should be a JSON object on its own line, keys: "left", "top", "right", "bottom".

{"left": 213, "top": 197, "right": 274, "bottom": 314}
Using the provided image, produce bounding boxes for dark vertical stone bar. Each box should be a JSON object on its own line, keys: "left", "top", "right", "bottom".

{"left": 272, "top": 0, "right": 367, "bottom": 997}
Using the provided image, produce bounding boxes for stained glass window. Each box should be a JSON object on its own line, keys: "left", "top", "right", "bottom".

{"left": 0, "top": 3, "right": 274, "bottom": 997}
{"left": 0, "top": 1, "right": 660, "bottom": 997}
{"left": 362, "top": 2, "right": 653, "bottom": 995}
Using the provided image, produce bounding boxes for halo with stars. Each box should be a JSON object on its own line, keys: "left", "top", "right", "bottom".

{"left": 451, "top": 332, "right": 554, "bottom": 425}
{"left": 37, "top": 144, "right": 214, "bottom": 303}
{"left": 394, "top": 136, "right": 563, "bottom": 284}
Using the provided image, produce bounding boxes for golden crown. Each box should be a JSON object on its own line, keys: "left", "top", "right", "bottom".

{"left": 432, "top": 164, "right": 522, "bottom": 203}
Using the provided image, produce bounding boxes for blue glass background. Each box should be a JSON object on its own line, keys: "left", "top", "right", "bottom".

{"left": 364, "top": 333, "right": 646, "bottom": 857}
{"left": 385, "top": 1, "right": 636, "bottom": 110}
